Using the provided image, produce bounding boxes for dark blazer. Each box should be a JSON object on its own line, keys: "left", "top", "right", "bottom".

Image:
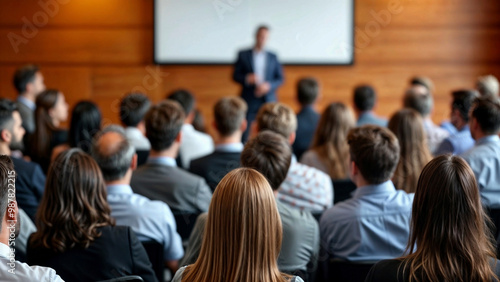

{"left": 16, "top": 101, "right": 35, "bottom": 134}
{"left": 232, "top": 49, "right": 284, "bottom": 114}
{"left": 293, "top": 106, "right": 320, "bottom": 160}
{"left": 189, "top": 151, "right": 241, "bottom": 192}
{"left": 27, "top": 225, "right": 157, "bottom": 282}
{"left": 11, "top": 157, "right": 45, "bottom": 222}
{"left": 130, "top": 163, "right": 212, "bottom": 214}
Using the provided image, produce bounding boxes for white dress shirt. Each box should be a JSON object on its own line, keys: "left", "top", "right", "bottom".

{"left": 179, "top": 124, "right": 214, "bottom": 169}
{"left": 124, "top": 127, "right": 151, "bottom": 151}
{"left": 252, "top": 49, "right": 267, "bottom": 84}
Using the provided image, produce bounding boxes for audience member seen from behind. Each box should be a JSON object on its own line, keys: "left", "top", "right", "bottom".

{"left": 172, "top": 168, "right": 304, "bottom": 282}
{"left": 120, "top": 93, "right": 152, "bottom": 151}
{"left": 292, "top": 77, "right": 321, "bottom": 160}
{"left": 301, "top": 102, "right": 355, "bottom": 180}
{"left": 190, "top": 97, "right": 247, "bottom": 192}
{"left": 353, "top": 85, "right": 387, "bottom": 127}
{"left": 477, "top": 75, "right": 499, "bottom": 98}
{"left": 366, "top": 155, "right": 500, "bottom": 281}
{"left": 0, "top": 156, "right": 63, "bottom": 282}
{"left": 388, "top": 109, "right": 432, "bottom": 193}
{"left": 28, "top": 89, "right": 68, "bottom": 174}
{"left": 27, "top": 149, "right": 157, "bottom": 282}
{"left": 320, "top": 125, "right": 413, "bottom": 262}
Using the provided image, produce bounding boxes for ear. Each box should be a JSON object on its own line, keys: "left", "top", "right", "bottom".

{"left": 288, "top": 132, "right": 296, "bottom": 145}
{"left": 186, "top": 111, "right": 195, "bottom": 124}
{"left": 240, "top": 119, "right": 248, "bottom": 133}
{"left": 0, "top": 129, "right": 11, "bottom": 143}
{"left": 249, "top": 121, "right": 258, "bottom": 139}
{"left": 131, "top": 153, "right": 138, "bottom": 171}
{"left": 175, "top": 131, "right": 182, "bottom": 144}
{"left": 349, "top": 160, "right": 358, "bottom": 181}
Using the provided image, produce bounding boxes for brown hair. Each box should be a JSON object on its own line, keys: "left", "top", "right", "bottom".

{"left": 347, "top": 125, "right": 400, "bottom": 184}
{"left": 401, "top": 155, "right": 497, "bottom": 282}
{"left": 145, "top": 100, "right": 185, "bottom": 151}
{"left": 471, "top": 96, "right": 500, "bottom": 135}
{"left": 30, "top": 148, "right": 115, "bottom": 253}
{"left": 255, "top": 103, "right": 297, "bottom": 139}
{"left": 388, "top": 109, "right": 432, "bottom": 193}
{"left": 181, "top": 168, "right": 291, "bottom": 282}
{"left": 30, "top": 89, "right": 60, "bottom": 164}
{"left": 311, "top": 102, "right": 355, "bottom": 179}
{"left": 214, "top": 97, "right": 247, "bottom": 136}
{"left": 241, "top": 130, "right": 292, "bottom": 190}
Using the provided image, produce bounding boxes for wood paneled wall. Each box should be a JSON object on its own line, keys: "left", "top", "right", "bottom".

{"left": 0, "top": 0, "right": 499, "bottom": 135}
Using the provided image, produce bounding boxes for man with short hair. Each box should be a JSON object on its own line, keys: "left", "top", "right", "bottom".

{"left": 461, "top": 97, "right": 500, "bottom": 209}
{"left": 320, "top": 125, "right": 413, "bottom": 261}
{"left": 167, "top": 89, "right": 214, "bottom": 169}
{"left": 131, "top": 100, "right": 212, "bottom": 214}
{"left": 119, "top": 93, "right": 152, "bottom": 151}
{"left": 435, "top": 90, "right": 477, "bottom": 155}
{"left": 12, "top": 65, "right": 45, "bottom": 136}
{"left": 91, "top": 125, "right": 184, "bottom": 272}
{"left": 403, "top": 85, "right": 449, "bottom": 154}
{"left": 189, "top": 97, "right": 247, "bottom": 192}
{"left": 0, "top": 156, "right": 63, "bottom": 281}
{"left": 477, "top": 74, "right": 499, "bottom": 97}
{"left": 293, "top": 78, "right": 321, "bottom": 159}
{"left": 252, "top": 102, "right": 333, "bottom": 213}
{"left": 353, "top": 85, "right": 387, "bottom": 127}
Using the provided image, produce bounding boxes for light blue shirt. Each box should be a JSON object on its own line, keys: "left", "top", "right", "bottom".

{"left": 147, "top": 156, "right": 177, "bottom": 167}
{"left": 253, "top": 49, "right": 266, "bottom": 84}
{"left": 435, "top": 125, "right": 475, "bottom": 155}
{"left": 17, "top": 96, "right": 36, "bottom": 111}
{"left": 215, "top": 143, "right": 244, "bottom": 153}
{"left": 356, "top": 112, "right": 388, "bottom": 127}
{"left": 461, "top": 135, "right": 500, "bottom": 208}
{"left": 107, "top": 184, "right": 184, "bottom": 261}
{"left": 320, "top": 180, "right": 413, "bottom": 262}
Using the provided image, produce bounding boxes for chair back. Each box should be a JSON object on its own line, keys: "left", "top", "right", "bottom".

{"left": 332, "top": 179, "right": 356, "bottom": 204}
{"left": 320, "top": 259, "right": 375, "bottom": 282}
{"left": 141, "top": 240, "right": 164, "bottom": 282}
{"left": 135, "top": 150, "right": 150, "bottom": 167}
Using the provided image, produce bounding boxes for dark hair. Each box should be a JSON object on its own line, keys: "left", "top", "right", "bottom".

{"left": 347, "top": 125, "right": 400, "bottom": 184}
{"left": 167, "top": 89, "right": 195, "bottom": 116}
{"left": 451, "top": 90, "right": 478, "bottom": 122}
{"left": 214, "top": 97, "right": 247, "bottom": 137}
{"left": 241, "top": 130, "right": 292, "bottom": 190}
{"left": 145, "top": 100, "right": 185, "bottom": 151}
{"left": 410, "top": 76, "right": 434, "bottom": 92}
{"left": 402, "top": 155, "right": 497, "bottom": 282}
{"left": 297, "top": 78, "right": 319, "bottom": 106}
{"left": 193, "top": 109, "right": 207, "bottom": 133}
{"left": 0, "top": 155, "right": 14, "bottom": 230}
{"left": 30, "top": 149, "right": 115, "bottom": 253}
{"left": 0, "top": 99, "right": 17, "bottom": 135}
{"left": 69, "top": 101, "right": 102, "bottom": 154}
{"left": 256, "top": 25, "right": 270, "bottom": 34}
{"left": 119, "top": 93, "right": 151, "bottom": 127}
{"left": 470, "top": 96, "right": 500, "bottom": 135}
{"left": 30, "top": 89, "right": 60, "bottom": 163}
{"left": 353, "top": 85, "right": 376, "bottom": 111}
{"left": 13, "top": 65, "right": 39, "bottom": 94}
{"left": 403, "top": 87, "right": 433, "bottom": 116}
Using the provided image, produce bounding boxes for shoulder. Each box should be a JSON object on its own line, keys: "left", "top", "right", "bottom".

{"left": 277, "top": 201, "right": 318, "bottom": 229}
{"left": 292, "top": 161, "right": 330, "bottom": 181}
{"left": 0, "top": 258, "right": 62, "bottom": 282}
{"left": 11, "top": 157, "right": 36, "bottom": 172}
{"left": 366, "top": 259, "right": 406, "bottom": 282}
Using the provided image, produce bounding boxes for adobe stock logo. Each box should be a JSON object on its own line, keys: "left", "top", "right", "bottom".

{"left": 7, "top": 0, "right": 70, "bottom": 53}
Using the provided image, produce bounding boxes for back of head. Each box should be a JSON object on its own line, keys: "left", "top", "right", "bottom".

{"left": 353, "top": 85, "right": 376, "bottom": 111}
{"left": 119, "top": 93, "right": 151, "bottom": 127}
{"left": 404, "top": 154, "right": 496, "bottom": 282}
{"left": 32, "top": 89, "right": 60, "bottom": 159}
{"left": 471, "top": 96, "right": 500, "bottom": 135}
{"left": 166, "top": 89, "right": 195, "bottom": 116}
{"left": 145, "top": 100, "right": 185, "bottom": 151}
{"left": 347, "top": 125, "right": 400, "bottom": 184}
{"left": 214, "top": 97, "right": 248, "bottom": 137}
{"left": 13, "top": 64, "right": 39, "bottom": 94}
{"left": 241, "top": 131, "right": 292, "bottom": 190}
{"left": 0, "top": 99, "right": 17, "bottom": 135}
{"left": 451, "top": 89, "right": 478, "bottom": 123}
{"left": 297, "top": 77, "right": 319, "bottom": 106}
{"left": 410, "top": 76, "right": 434, "bottom": 93}
{"left": 0, "top": 155, "right": 14, "bottom": 231}
{"left": 477, "top": 75, "right": 499, "bottom": 98}
{"left": 69, "top": 101, "right": 102, "bottom": 153}
{"left": 255, "top": 102, "right": 297, "bottom": 139}
{"left": 91, "top": 125, "right": 135, "bottom": 182}
{"left": 183, "top": 168, "right": 286, "bottom": 282}
{"left": 31, "top": 148, "right": 114, "bottom": 253}
{"left": 403, "top": 86, "right": 433, "bottom": 117}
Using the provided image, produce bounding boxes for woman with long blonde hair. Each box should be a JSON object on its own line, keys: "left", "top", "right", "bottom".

{"left": 366, "top": 155, "right": 500, "bottom": 281}
{"left": 300, "top": 102, "right": 355, "bottom": 179}
{"left": 388, "top": 109, "right": 432, "bottom": 193}
{"left": 172, "top": 168, "right": 303, "bottom": 282}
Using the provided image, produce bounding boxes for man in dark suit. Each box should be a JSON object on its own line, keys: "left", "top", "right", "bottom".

{"left": 130, "top": 100, "right": 212, "bottom": 214}
{"left": 233, "top": 25, "right": 284, "bottom": 141}
{"left": 0, "top": 98, "right": 45, "bottom": 222}
{"left": 190, "top": 97, "right": 247, "bottom": 192}
{"left": 293, "top": 77, "right": 320, "bottom": 160}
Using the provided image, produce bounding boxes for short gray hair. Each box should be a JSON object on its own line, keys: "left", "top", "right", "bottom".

{"left": 91, "top": 125, "right": 135, "bottom": 182}
{"left": 403, "top": 86, "right": 433, "bottom": 117}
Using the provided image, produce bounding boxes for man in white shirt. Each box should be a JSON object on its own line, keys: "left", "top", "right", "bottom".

{"left": 0, "top": 155, "right": 63, "bottom": 281}
{"left": 119, "top": 93, "right": 151, "bottom": 151}
{"left": 167, "top": 90, "right": 214, "bottom": 169}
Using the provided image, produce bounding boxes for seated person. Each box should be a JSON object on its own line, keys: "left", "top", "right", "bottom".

{"left": 320, "top": 125, "right": 414, "bottom": 262}
{"left": 27, "top": 149, "right": 157, "bottom": 282}
{"left": 120, "top": 92, "right": 151, "bottom": 151}
{"left": 353, "top": 85, "right": 387, "bottom": 127}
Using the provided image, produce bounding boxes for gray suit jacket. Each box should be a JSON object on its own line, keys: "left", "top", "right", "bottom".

{"left": 130, "top": 163, "right": 212, "bottom": 214}
{"left": 17, "top": 101, "right": 35, "bottom": 134}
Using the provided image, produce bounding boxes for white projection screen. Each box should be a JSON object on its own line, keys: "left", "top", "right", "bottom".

{"left": 154, "top": 0, "right": 354, "bottom": 65}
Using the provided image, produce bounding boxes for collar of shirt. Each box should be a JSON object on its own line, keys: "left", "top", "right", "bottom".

{"left": 107, "top": 184, "right": 134, "bottom": 195}
{"left": 476, "top": 135, "right": 500, "bottom": 146}
{"left": 215, "top": 143, "right": 244, "bottom": 153}
{"left": 182, "top": 123, "right": 195, "bottom": 132}
{"left": 147, "top": 156, "right": 177, "bottom": 167}
{"left": 125, "top": 126, "right": 144, "bottom": 137}
{"left": 0, "top": 242, "right": 11, "bottom": 259}
{"left": 17, "top": 96, "right": 36, "bottom": 111}
{"left": 352, "top": 180, "right": 396, "bottom": 198}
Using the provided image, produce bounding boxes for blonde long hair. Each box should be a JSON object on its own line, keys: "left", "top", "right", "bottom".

{"left": 181, "top": 168, "right": 291, "bottom": 282}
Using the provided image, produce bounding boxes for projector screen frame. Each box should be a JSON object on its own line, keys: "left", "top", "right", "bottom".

{"left": 153, "top": 0, "right": 355, "bottom": 66}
